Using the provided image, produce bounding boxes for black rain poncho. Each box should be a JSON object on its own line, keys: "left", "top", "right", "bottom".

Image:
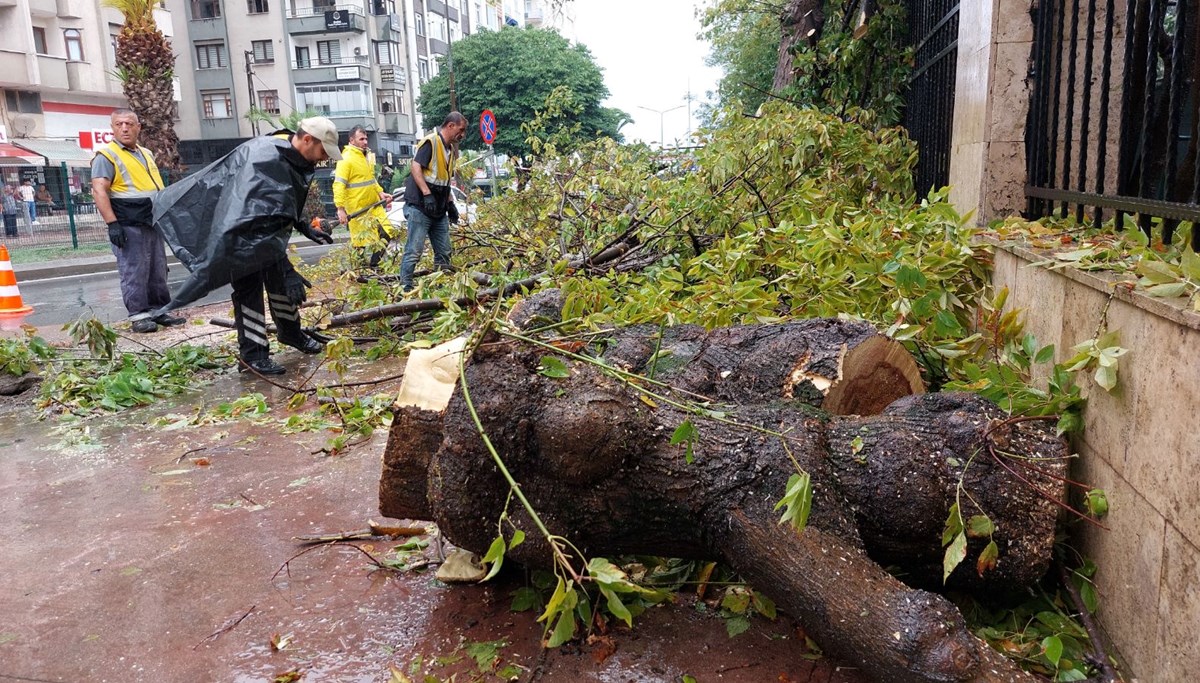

{"left": 151, "top": 133, "right": 314, "bottom": 313}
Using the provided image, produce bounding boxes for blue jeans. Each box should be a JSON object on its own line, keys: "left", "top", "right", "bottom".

{"left": 400, "top": 203, "right": 451, "bottom": 289}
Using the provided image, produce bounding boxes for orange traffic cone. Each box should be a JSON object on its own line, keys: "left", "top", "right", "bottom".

{"left": 0, "top": 244, "right": 33, "bottom": 328}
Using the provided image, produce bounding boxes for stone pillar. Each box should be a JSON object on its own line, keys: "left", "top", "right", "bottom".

{"left": 948, "top": 0, "right": 1034, "bottom": 223}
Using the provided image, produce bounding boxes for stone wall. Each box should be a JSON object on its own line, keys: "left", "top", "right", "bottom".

{"left": 991, "top": 241, "right": 1200, "bottom": 680}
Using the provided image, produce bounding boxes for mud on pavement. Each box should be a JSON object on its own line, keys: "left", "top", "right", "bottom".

{"left": 0, "top": 311, "right": 867, "bottom": 683}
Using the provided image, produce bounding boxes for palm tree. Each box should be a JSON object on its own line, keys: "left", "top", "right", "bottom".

{"left": 103, "top": 0, "right": 181, "bottom": 174}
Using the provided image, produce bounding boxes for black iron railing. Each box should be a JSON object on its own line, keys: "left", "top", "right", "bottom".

{"left": 1028, "top": 0, "right": 1200, "bottom": 249}
{"left": 904, "top": 0, "right": 960, "bottom": 197}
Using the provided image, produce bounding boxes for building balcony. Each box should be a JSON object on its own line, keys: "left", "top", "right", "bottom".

{"left": 28, "top": 0, "right": 55, "bottom": 15}
{"left": 37, "top": 54, "right": 69, "bottom": 90}
{"left": 55, "top": 0, "right": 84, "bottom": 17}
{"left": 286, "top": 4, "right": 365, "bottom": 34}
{"left": 381, "top": 112, "right": 408, "bottom": 133}
{"left": 0, "top": 51, "right": 32, "bottom": 85}
{"left": 429, "top": 37, "right": 448, "bottom": 56}
{"left": 291, "top": 57, "right": 369, "bottom": 85}
{"left": 0, "top": 0, "right": 19, "bottom": 8}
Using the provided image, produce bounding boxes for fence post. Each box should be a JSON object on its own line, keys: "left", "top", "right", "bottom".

{"left": 61, "top": 161, "right": 79, "bottom": 249}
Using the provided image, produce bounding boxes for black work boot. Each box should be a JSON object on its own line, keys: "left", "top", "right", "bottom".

{"left": 239, "top": 357, "right": 286, "bottom": 375}
{"left": 279, "top": 332, "right": 325, "bottom": 355}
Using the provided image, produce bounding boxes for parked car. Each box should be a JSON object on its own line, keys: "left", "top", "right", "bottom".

{"left": 387, "top": 185, "right": 476, "bottom": 230}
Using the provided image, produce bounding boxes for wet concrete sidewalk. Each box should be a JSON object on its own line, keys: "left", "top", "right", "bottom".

{"left": 0, "top": 353, "right": 867, "bottom": 683}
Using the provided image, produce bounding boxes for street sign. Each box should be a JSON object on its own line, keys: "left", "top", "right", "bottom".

{"left": 479, "top": 109, "right": 496, "bottom": 145}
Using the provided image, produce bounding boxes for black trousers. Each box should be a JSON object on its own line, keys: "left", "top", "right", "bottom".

{"left": 230, "top": 261, "right": 304, "bottom": 362}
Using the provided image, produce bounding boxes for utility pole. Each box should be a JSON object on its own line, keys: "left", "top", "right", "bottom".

{"left": 245, "top": 50, "right": 259, "bottom": 136}
{"left": 447, "top": 32, "right": 457, "bottom": 111}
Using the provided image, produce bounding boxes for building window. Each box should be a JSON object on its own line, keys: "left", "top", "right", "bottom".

{"left": 371, "top": 0, "right": 393, "bottom": 15}
{"left": 373, "top": 40, "right": 398, "bottom": 65}
{"left": 64, "top": 29, "right": 84, "bottom": 61}
{"left": 4, "top": 90, "right": 43, "bottom": 114}
{"left": 427, "top": 13, "right": 444, "bottom": 41}
{"left": 258, "top": 89, "right": 280, "bottom": 114}
{"left": 191, "top": 0, "right": 221, "bottom": 19}
{"left": 195, "top": 42, "right": 227, "bottom": 69}
{"left": 247, "top": 0, "right": 268, "bottom": 13}
{"left": 378, "top": 90, "right": 403, "bottom": 115}
{"left": 296, "top": 83, "right": 371, "bottom": 116}
{"left": 32, "top": 27, "right": 48, "bottom": 54}
{"left": 251, "top": 40, "right": 274, "bottom": 63}
{"left": 418, "top": 57, "right": 429, "bottom": 83}
{"left": 316, "top": 40, "right": 340, "bottom": 65}
{"left": 295, "top": 45, "right": 311, "bottom": 68}
{"left": 414, "top": 12, "right": 424, "bottom": 36}
{"left": 201, "top": 90, "right": 232, "bottom": 118}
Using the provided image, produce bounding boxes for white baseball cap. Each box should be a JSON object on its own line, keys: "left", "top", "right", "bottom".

{"left": 298, "top": 116, "right": 342, "bottom": 161}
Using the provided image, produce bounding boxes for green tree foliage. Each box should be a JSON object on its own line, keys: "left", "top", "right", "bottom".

{"left": 415, "top": 26, "right": 629, "bottom": 158}
{"left": 703, "top": 0, "right": 912, "bottom": 127}
{"left": 699, "top": 0, "right": 781, "bottom": 120}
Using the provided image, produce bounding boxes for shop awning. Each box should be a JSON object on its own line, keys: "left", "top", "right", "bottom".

{"left": 12, "top": 138, "right": 95, "bottom": 167}
{"left": 0, "top": 142, "right": 42, "bottom": 165}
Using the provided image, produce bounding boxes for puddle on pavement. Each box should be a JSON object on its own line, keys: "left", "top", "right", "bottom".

{"left": 0, "top": 354, "right": 866, "bottom": 682}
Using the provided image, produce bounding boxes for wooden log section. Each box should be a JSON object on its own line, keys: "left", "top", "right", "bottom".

{"left": 380, "top": 325, "right": 1066, "bottom": 682}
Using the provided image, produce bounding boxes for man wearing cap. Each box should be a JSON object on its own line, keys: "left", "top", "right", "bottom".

{"left": 399, "top": 111, "right": 468, "bottom": 292}
{"left": 91, "top": 109, "right": 184, "bottom": 333}
{"left": 150, "top": 117, "right": 341, "bottom": 375}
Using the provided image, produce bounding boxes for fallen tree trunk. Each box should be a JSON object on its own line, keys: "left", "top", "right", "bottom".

{"left": 381, "top": 324, "right": 1067, "bottom": 682}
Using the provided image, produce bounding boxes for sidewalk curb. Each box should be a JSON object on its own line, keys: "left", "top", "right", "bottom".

{"left": 12, "top": 235, "right": 351, "bottom": 282}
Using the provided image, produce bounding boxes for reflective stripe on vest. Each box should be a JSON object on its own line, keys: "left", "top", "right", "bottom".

{"left": 96, "top": 142, "right": 164, "bottom": 198}
{"left": 418, "top": 130, "right": 456, "bottom": 188}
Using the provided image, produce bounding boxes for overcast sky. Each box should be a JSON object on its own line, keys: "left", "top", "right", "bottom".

{"left": 567, "top": 0, "right": 722, "bottom": 148}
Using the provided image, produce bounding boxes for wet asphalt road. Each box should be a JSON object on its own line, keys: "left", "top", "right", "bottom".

{"left": 18, "top": 243, "right": 335, "bottom": 328}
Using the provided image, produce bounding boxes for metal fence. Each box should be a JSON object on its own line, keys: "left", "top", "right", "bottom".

{"left": 1, "top": 162, "right": 109, "bottom": 253}
{"left": 1027, "top": 0, "right": 1200, "bottom": 249}
{"left": 903, "top": 0, "right": 961, "bottom": 197}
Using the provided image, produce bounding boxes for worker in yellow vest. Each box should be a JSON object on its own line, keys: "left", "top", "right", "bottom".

{"left": 333, "top": 125, "right": 395, "bottom": 267}
{"left": 399, "top": 111, "right": 468, "bottom": 291}
{"left": 91, "top": 108, "right": 185, "bottom": 334}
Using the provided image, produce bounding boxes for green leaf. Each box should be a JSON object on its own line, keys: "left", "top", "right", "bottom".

{"left": 1145, "top": 282, "right": 1187, "bottom": 298}
{"left": 1078, "top": 580, "right": 1098, "bottom": 613}
{"left": 976, "top": 540, "right": 999, "bottom": 577}
{"left": 510, "top": 587, "right": 540, "bottom": 612}
{"left": 546, "top": 609, "right": 577, "bottom": 647}
{"left": 1181, "top": 248, "right": 1200, "bottom": 280}
{"left": 724, "top": 615, "right": 750, "bottom": 638}
{"left": 537, "top": 356, "right": 570, "bottom": 378}
{"left": 1035, "top": 344, "right": 1056, "bottom": 364}
{"left": 537, "top": 577, "right": 570, "bottom": 623}
{"left": 508, "top": 529, "right": 525, "bottom": 550}
{"left": 481, "top": 535, "right": 507, "bottom": 581}
{"left": 773, "top": 471, "right": 813, "bottom": 532}
{"left": 943, "top": 530, "right": 967, "bottom": 583}
{"left": 966, "top": 514, "right": 994, "bottom": 538}
{"left": 941, "top": 502, "right": 963, "bottom": 546}
{"left": 750, "top": 591, "right": 777, "bottom": 619}
{"left": 1085, "top": 489, "right": 1109, "bottom": 517}
{"left": 1042, "top": 635, "right": 1064, "bottom": 667}
{"left": 670, "top": 419, "right": 699, "bottom": 464}
{"left": 600, "top": 586, "right": 633, "bottom": 627}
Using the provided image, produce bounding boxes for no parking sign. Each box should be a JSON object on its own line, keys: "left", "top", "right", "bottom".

{"left": 479, "top": 109, "right": 496, "bottom": 145}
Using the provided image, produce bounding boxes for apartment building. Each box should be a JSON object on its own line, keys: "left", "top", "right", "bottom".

{"left": 0, "top": 0, "right": 167, "bottom": 198}
{"left": 166, "top": 0, "right": 424, "bottom": 169}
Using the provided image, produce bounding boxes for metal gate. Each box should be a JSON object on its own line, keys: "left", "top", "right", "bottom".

{"left": 1027, "top": 0, "right": 1200, "bottom": 249}
{"left": 903, "top": 0, "right": 960, "bottom": 196}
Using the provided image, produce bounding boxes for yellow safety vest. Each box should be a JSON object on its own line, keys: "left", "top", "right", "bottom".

{"left": 418, "top": 129, "right": 457, "bottom": 188}
{"left": 95, "top": 141, "right": 164, "bottom": 198}
{"left": 333, "top": 144, "right": 395, "bottom": 247}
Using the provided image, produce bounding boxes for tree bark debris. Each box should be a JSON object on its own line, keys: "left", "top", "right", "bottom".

{"left": 381, "top": 322, "right": 1067, "bottom": 682}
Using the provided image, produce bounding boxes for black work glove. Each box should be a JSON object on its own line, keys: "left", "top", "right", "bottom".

{"left": 421, "top": 193, "right": 438, "bottom": 218}
{"left": 447, "top": 201, "right": 459, "bottom": 224}
{"left": 106, "top": 221, "right": 126, "bottom": 249}
{"left": 284, "top": 270, "right": 312, "bottom": 306}
{"left": 295, "top": 220, "right": 333, "bottom": 245}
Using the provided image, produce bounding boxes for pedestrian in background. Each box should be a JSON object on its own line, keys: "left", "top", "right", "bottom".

{"left": 2, "top": 185, "right": 18, "bottom": 237}
{"left": 333, "top": 125, "right": 394, "bottom": 268}
{"left": 18, "top": 179, "right": 37, "bottom": 227}
{"left": 91, "top": 108, "right": 183, "bottom": 334}
{"left": 399, "top": 111, "right": 467, "bottom": 292}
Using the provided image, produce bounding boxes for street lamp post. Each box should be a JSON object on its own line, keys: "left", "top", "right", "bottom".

{"left": 637, "top": 104, "right": 685, "bottom": 149}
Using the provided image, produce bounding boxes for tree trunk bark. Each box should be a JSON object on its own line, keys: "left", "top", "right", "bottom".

{"left": 774, "top": 0, "right": 826, "bottom": 91}
{"left": 380, "top": 326, "right": 1066, "bottom": 682}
